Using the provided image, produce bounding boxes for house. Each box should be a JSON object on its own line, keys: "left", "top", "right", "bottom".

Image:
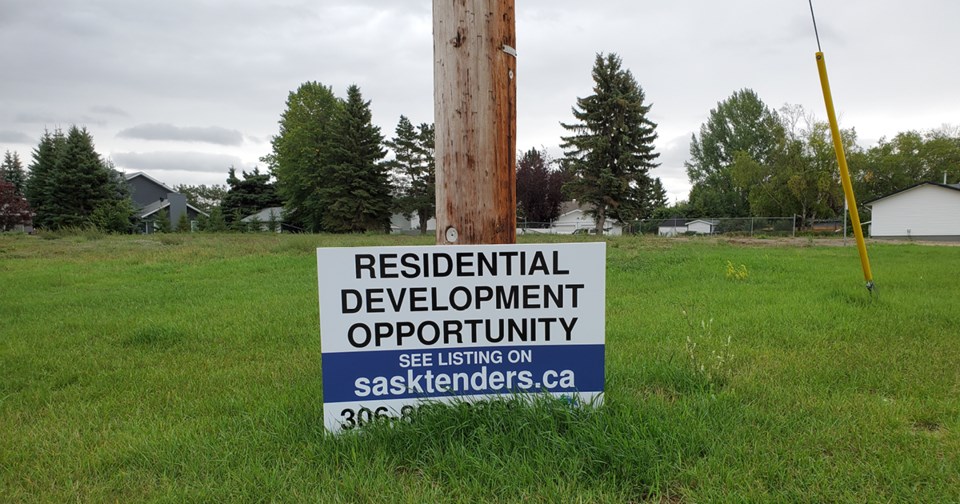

{"left": 658, "top": 218, "right": 688, "bottom": 236}
{"left": 125, "top": 172, "right": 208, "bottom": 233}
{"left": 686, "top": 219, "right": 719, "bottom": 235}
{"left": 548, "top": 200, "right": 623, "bottom": 235}
{"left": 241, "top": 207, "right": 285, "bottom": 232}
{"left": 865, "top": 182, "right": 960, "bottom": 240}
{"left": 390, "top": 213, "right": 436, "bottom": 234}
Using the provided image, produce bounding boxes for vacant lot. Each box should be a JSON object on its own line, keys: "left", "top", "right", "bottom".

{"left": 1, "top": 232, "right": 958, "bottom": 502}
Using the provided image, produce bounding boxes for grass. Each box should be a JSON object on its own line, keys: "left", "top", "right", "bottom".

{"left": 1, "top": 232, "right": 958, "bottom": 502}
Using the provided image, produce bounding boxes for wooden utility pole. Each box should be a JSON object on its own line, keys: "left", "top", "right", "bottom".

{"left": 433, "top": 0, "right": 517, "bottom": 245}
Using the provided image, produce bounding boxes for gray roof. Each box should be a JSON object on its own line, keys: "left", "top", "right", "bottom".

{"left": 864, "top": 181, "right": 960, "bottom": 205}
{"left": 659, "top": 218, "right": 687, "bottom": 227}
{"left": 124, "top": 171, "right": 176, "bottom": 193}
{"left": 136, "top": 199, "right": 170, "bottom": 219}
{"left": 242, "top": 207, "right": 284, "bottom": 222}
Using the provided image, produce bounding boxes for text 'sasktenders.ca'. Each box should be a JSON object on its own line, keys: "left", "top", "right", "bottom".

{"left": 339, "top": 366, "right": 576, "bottom": 430}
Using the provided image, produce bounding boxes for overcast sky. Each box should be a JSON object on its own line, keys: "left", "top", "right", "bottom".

{"left": 2, "top": 1, "right": 958, "bottom": 202}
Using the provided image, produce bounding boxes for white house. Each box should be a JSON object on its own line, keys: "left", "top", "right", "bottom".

{"left": 865, "top": 182, "right": 960, "bottom": 240}
{"left": 546, "top": 201, "right": 623, "bottom": 235}
{"left": 686, "top": 219, "right": 719, "bottom": 235}
{"left": 390, "top": 213, "right": 436, "bottom": 233}
{"left": 658, "top": 218, "right": 688, "bottom": 236}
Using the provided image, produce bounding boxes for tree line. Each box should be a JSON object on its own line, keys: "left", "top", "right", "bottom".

{"left": 2, "top": 52, "right": 667, "bottom": 234}
{"left": 677, "top": 89, "right": 960, "bottom": 226}
{"left": 1, "top": 127, "right": 134, "bottom": 232}
{"left": 256, "top": 53, "right": 666, "bottom": 235}
{"left": 17, "top": 52, "right": 953, "bottom": 235}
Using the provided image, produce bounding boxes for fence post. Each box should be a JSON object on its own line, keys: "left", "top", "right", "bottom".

{"left": 792, "top": 215, "right": 796, "bottom": 237}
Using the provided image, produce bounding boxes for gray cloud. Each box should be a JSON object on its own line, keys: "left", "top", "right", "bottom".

{"left": 90, "top": 105, "right": 130, "bottom": 117}
{"left": 111, "top": 151, "right": 248, "bottom": 175}
{"left": 653, "top": 134, "right": 694, "bottom": 203}
{"left": 13, "top": 112, "right": 105, "bottom": 127}
{"left": 13, "top": 113, "right": 56, "bottom": 124}
{"left": 117, "top": 124, "right": 244, "bottom": 146}
{"left": 2, "top": 0, "right": 959, "bottom": 195}
{"left": 0, "top": 131, "right": 33, "bottom": 144}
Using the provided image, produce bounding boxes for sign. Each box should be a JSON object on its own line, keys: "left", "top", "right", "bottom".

{"left": 317, "top": 242, "right": 605, "bottom": 432}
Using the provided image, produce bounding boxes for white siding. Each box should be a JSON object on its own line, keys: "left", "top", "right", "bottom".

{"left": 687, "top": 221, "right": 714, "bottom": 234}
{"left": 658, "top": 226, "right": 687, "bottom": 236}
{"left": 870, "top": 185, "right": 960, "bottom": 237}
{"left": 544, "top": 210, "right": 623, "bottom": 235}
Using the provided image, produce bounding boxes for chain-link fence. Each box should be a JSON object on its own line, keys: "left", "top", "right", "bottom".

{"left": 514, "top": 217, "right": 801, "bottom": 237}
{"left": 406, "top": 216, "right": 812, "bottom": 237}
{"left": 626, "top": 217, "right": 798, "bottom": 236}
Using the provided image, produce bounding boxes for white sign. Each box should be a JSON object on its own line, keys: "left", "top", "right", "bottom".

{"left": 317, "top": 242, "right": 605, "bottom": 432}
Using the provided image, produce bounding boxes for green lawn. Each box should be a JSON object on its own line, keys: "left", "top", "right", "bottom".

{"left": 1, "top": 232, "right": 958, "bottom": 502}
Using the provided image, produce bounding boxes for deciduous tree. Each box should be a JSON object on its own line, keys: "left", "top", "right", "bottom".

{"left": 174, "top": 184, "right": 227, "bottom": 213}
{"left": 686, "top": 89, "right": 783, "bottom": 217}
{"left": 516, "top": 148, "right": 567, "bottom": 225}
{"left": 0, "top": 179, "right": 32, "bottom": 231}
{"left": 262, "top": 81, "right": 342, "bottom": 232}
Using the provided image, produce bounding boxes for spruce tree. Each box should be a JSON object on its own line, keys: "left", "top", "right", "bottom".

{"left": 176, "top": 212, "right": 191, "bottom": 233}
{"left": 154, "top": 208, "right": 171, "bottom": 233}
{"left": 560, "top": 53, "right": 660, "bottom": 233}
{"left": 25, "top": 129, "right": 66, "bottom": 229}
{"left": 205, "top": 207, "right": 227, "bottom": 232}
{"left": 47, "top": 126, "right": 113, "bottom": 229}
{"left": 221, "top": 166, "right": 281, "bottom": 224}
{"left": 321, "top": 85, "right": 391, "bottom": 233}
{"left": 2, "top": 151, "right": 27, "bottom": 195}
{"left": 385, "top": 116, "right": 436, "bottom": 234}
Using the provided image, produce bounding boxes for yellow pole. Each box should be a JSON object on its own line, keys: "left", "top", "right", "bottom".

{"left": 815, "top": 52, "right": 874, "bottom": 290}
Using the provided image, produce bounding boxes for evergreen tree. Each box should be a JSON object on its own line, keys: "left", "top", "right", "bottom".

{"left": 154, "top": 208, "right": 171, "bottom": 233}
{"left": 89, "top": 198, "right": 136, "bottom": 234}
{"left": 205, "top": 207, "right": 227, "bottom": 232}
{"left": 46, "top": 126, "right": 114, "bottom": 229}
{"left": 385, "top": 116, "right": 436, "bottom": 234}
{"left": 2, "top": 151, "right": 27, "bottom": 195}
{"left": 266, "top": 209, "right": 280, "bottom": 232}
{"left": 643, "top": 177, "right": 669, "bottom": 217}
{"left": 176, "top": 212, "right": 191, "bottom": 233}
{"left": 262, "top": 81, "right": 342, "bottom": 232}
{"left": 560, "top": 53, "right": 660, "bottom": 233}
{"left": 229, "top": 208, "right": 247, "bottom": 232}
{"left": 321, "top": 85, "right": 391, "bottom": 233}
{"left": 25, "top": 129, "right": 66, "bottom": 229}
{"left": 221, "top": 166, "right": 281, "bottom": 223}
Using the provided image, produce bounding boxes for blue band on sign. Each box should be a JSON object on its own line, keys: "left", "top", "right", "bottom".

{"left": 321, "top": 344, "right": 604, "bottom": 403}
